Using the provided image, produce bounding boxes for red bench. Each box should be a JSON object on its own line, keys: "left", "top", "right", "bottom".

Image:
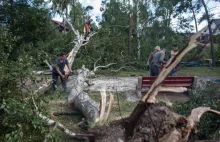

{"left": 136, "top": 76, "right": 197, "bottom": 98}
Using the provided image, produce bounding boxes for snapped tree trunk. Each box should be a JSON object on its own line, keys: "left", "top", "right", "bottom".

{"left": 201, "top": 0, "right": 216, "bottom": 67}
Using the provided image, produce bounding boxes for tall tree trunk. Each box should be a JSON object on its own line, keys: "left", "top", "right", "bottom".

{"left": 128, "top": 13, "right": 133, "bottom": 56}
{"left": 136, "top": 0, "right": 141, "bottom": 60}
{"left": 64, "top": 6, "right": 68, "bottom": 35}
{"left": 191, "top": 3, "right": 199, "bottom": 57}
{"left": 191, "top": 7, "right": 198, "bottom": 33}
{"left": 201, "top": 0, "right": 216, "bottom": 67}
{"left": 73, "top": 0, "right": 76, "bottom": 24}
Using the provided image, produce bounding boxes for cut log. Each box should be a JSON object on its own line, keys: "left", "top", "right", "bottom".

{"left": 67, "top": 66, "right": 100, "bottom": 123}
{"left": 74, "top": 92, "right": 100, "bottom": 123}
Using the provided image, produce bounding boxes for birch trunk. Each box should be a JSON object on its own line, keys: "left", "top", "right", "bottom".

{"left": 67, "top": 66, "right": 100, "bottom": 123}
{"left": 136, "top": 0, "right": 141, "bottom": 60}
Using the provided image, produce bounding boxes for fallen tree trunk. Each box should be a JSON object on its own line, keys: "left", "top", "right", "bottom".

{"left": 67, "top": 66, "right": 100, "bottom": 123}
{"left": 67, "top": 66, "right": 114, "bottom": 124}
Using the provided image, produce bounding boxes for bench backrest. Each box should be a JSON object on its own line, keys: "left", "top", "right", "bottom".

{"left": 142, "top": 76, "right": 194, "bottom": 88}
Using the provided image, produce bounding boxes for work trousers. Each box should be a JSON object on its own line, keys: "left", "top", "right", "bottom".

{"left": 150, "top": 65, "right": 160, "bottom": 76}
{"left": 52, "top": 72, "right": 67, "bottom": 91}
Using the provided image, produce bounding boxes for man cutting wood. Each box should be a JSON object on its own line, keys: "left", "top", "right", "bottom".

{"left": 52, "top": 53, "right": 72, "bottom": 92}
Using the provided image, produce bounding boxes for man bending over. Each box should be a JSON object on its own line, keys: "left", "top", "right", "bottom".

{"left": 52, "top": 53, "right": 72, "bottom": 92}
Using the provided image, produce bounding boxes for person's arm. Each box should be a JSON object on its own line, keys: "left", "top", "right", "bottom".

{"left": 66, "top": 59, "right": 72, "bottom": 72}
{"left": 56, "top": 67, "right": 65, "bottom": 79}
{"left": 147, "top": 53, "right": 153, "bottom": 65}
{"left": 159, "top": 52, "right": 165, "bottom": 64}
{"left": 67, "top": 64, "right": 72, "bottom": 72}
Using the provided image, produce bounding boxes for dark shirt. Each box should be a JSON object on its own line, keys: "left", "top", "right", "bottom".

{"left": 52, "top": 58, "right": 69, "bottom": 74}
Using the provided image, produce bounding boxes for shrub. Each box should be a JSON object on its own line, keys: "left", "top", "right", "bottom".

{"left": 173, "top": 83, "right": 220, "bottom": 140}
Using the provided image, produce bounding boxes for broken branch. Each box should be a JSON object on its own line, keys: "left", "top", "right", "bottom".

{"left": 94, "top": 63, "right": 117, "bottom": 72}
{"left": 99, "top": 89, "right": 107, "bottom": 121}
{"left": 104, "top": 93, "right": 114, "bottom": 121}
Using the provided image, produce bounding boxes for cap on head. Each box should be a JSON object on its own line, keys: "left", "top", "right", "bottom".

{"left": 155, "top": 46, "right": 161, "bottom": 51}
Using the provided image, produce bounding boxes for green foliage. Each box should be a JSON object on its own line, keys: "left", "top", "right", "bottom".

{"left": 173, "top": 84, "right": 220, "bottom": 140}
{"left": 0, "top": 51, "right": 56, "bottom": 141}
{"left": 0, "top": 1, "right": 62, "bottom": 141}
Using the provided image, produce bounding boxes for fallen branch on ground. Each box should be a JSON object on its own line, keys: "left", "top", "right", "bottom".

{"left": 111, "top": 66, "right": 136, "bottom": 73}
{"left": 93, "top": 56, "right": 116, "bottom": 72}
{"left": 30, "top": 93, "right": 94, "bottom": 138}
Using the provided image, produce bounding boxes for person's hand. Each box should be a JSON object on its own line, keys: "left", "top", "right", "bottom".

{"left": 147, "top": 65, "right": 150, "bottom": 71}
{"left": 69, "top": 70, "right": 73, "bottom": 76}
{"left": 61, "top": 75, "right": 66, "bottom": 80}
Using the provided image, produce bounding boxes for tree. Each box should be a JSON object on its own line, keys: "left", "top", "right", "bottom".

{"left": 49, "top": 0, "right": 74, "bottom": 34}
{"left": 200, "top": 0, "right": 216, "bottom": 67}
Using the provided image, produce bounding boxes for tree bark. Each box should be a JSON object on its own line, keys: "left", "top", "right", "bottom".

{"left": 201, "top": 0, "right": 216, "bottom": 67}
{"left": 67, "top": 66, "right": 100, "bottom": 123}
{"left": 128, "top": 13, "right": 133, "bottom": 56}
{"left": 136, "top": 0, "right": 141, "bottom": 60}
{"left": 191, "top": 4, "right": 198, "bottom": 33}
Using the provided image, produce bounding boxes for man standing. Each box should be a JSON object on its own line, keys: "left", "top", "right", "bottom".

{"left": 84, "top": 17, "right": 93, "bottom": 40}
{"left": 147, "top": 47, "right": 158, "bottom": 72}
{"left": 52, "top": 53, "right": 72, "bottom": 92}
{"left": 170, "top": 45, "right": 179, "bottom": 76}
{"left": 147, "top": 47, "right": 158, "bottom": 75}
{"left": 150, "top": 46, "right": 165, "bottom": 76}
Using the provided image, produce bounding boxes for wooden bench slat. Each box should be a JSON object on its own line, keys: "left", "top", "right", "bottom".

{"left": 137, "top": 76, "right": 196, "bottom": 98}
{"left": 142, "top": 80, "right": 193, "bottom": 84}
{"left": 142, "top": 83, "right": 192, "bottom": 87}
{"left": 142, "top": 79, "right": 193, "bottom": 82}
{"left": 142, "top": 76, "right": 194, "bottom": 80}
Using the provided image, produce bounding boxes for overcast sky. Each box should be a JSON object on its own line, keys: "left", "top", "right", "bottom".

{"left": 52, "top": 0, "right": 220, "bottom": 32}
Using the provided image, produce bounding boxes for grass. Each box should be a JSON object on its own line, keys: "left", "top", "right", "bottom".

{"left": 178, "top": 66, "right": 220, "bottom": 76}
{"left": 96, "top": 66, "right": 220, "bottom": 77}
{"left": 39, "top": 91, "right": 85, "bottom": 142}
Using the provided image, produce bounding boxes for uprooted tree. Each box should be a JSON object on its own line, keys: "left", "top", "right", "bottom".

{"left": 88, "top": 27, "right": 220, "bottom": 142}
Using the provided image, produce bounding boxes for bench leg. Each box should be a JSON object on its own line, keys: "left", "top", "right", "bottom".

{"left": 137, "top": 90, "right": 142, "bottom": 98}
{"left": 136, "top": 76, "right": 142, "bottom": 99}
{"left": 192, "top": 76, "right": 198, "bottom": 90}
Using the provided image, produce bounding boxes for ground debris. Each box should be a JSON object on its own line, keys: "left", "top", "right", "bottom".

{"left": 89, "top": 122, "right": 125, "bottom": 142}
